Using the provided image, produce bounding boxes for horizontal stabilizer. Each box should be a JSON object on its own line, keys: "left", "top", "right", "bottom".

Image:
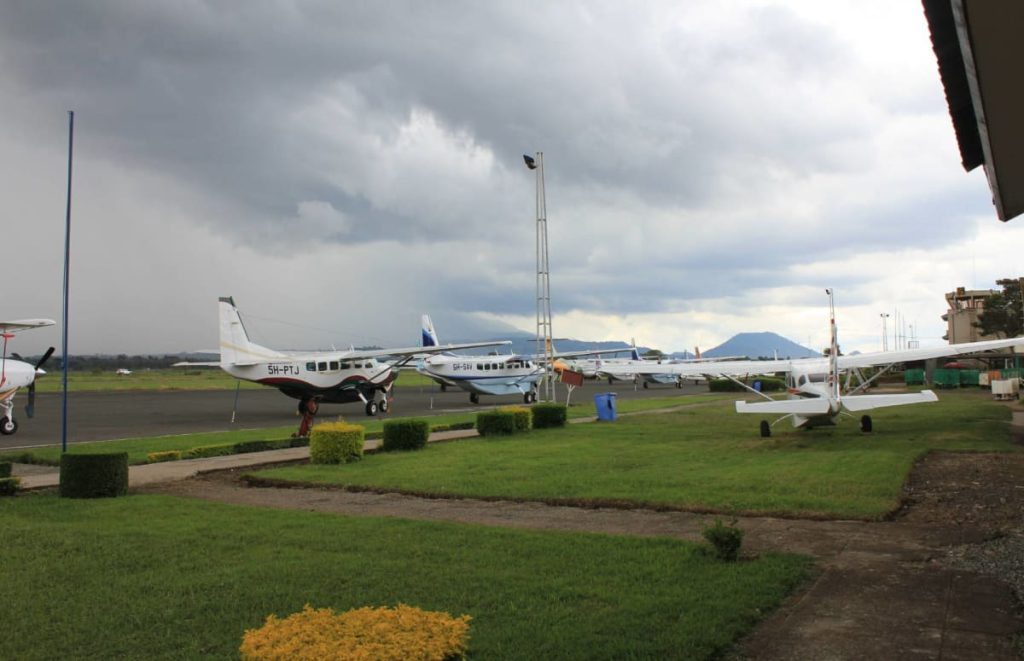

{"left": 172, "top": 361, "right": 222, "bottom": 368}
{"left": 735, "top": 398, "right": 832, "bottom": 415}
{"left": 840, "top": 390, "right": 938, "bottom": 412}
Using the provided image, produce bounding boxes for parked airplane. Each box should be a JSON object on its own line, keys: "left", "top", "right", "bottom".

{"left": 416, "top": 315, "right": 632, "bottom": 404}
{"left": 0, "top": 319, "right": 56, "bottom": 435}
{"left": 194, "top": 298, "right": 510, "bottom": 433}
{"left": 598, "top": 290, "right": 1024, "bottom": 436}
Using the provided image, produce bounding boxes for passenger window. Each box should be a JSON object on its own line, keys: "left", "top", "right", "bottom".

{"left": 317, "top": 362, "right": 327, "bottom": 371}
{"left": 329, "top": 361, "right": 339, "bottom": 370}
{"left": 476, "top": 364, "right": 483, "bottom": 370}
{"left": 306, "top": 362, "right": 316, "bottom": 371}
{"left": 340, "top": 362, "right": 351, "bottom": 369}
{"left": 364, "top": 363, "right": 372, "bottom": 369}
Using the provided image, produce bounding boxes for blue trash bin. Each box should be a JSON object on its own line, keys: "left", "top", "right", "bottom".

{"left": 594, "top": 392, "right": 618, "bottom": 421}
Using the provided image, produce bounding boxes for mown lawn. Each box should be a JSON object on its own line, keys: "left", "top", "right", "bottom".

{"left": 0, "top": 494, "right": 809, "bottom": 660}
{"left": 254, "top": 390, "right": 1020, "bottom": 519}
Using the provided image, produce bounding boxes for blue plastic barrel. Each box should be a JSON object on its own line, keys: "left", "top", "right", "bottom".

{"left": 594, "top": 392, "right": 618, "bottom": 421}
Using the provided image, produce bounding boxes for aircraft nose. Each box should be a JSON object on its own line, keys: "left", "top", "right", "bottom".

{"left": 35, "top": 368, "right": 46, "bottom": 376}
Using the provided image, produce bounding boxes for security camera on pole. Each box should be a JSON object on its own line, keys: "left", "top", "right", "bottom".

{"left": 524, "top": 152, "right": 554, "bottom": 403}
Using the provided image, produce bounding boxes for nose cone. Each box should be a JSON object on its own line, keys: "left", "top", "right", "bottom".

{"left": 35, "top": 368, "right": 46, "bottom": 376}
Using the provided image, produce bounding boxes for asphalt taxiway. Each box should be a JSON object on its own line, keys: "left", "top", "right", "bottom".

{"left": 2, "top": 380, "right": 707, "bottom": 450}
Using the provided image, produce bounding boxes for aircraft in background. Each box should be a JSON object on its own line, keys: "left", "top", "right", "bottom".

{"left": 0, "top": 319, "right": 56, "bottom": 436}
{"left": 182, "top": 298, "right": 510, "bottom": 434}
{"left": 598, "top": 290, "right": 1024, "bottom": 436}
{"left": 416, "top": 314, "right": 632, "bottom": 404}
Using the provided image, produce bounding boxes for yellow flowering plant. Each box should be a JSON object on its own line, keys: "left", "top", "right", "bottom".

{"left": 240, "top": 603, "right": 472, "bottom": 661}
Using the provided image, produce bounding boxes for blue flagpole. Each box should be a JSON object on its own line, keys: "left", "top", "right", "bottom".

{"left": 61, "top": 110, "right": 74, "bottom": 454}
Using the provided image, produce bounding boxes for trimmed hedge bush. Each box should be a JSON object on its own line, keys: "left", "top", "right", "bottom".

{"left": 0, "top": 477, "right": 20, "bottom": 496}
{"left": 499, "top": 406, "right": 532, "bottom": 432}
{"left": 182, "top": 444, "right": 236, "bottom": 459}
{"left": 147, "top": 450, "right": 182, "bottom": 463}
{"left": 310, "top": 422, "right": 365, "bottom": 464}
{"left": 708, "top": 377, "right": 786, "bottom": 393}
{"left": 382, "top": 419, "right": 430, "bottom": 452}
{"left": 0, "top": 461, "right": 11, "bottom": 478}
{"left": 59, "top": 452, "right": 129, "bottom": 499}
{"left": 531, "top": 403, "right": 568, "bottom": 429}
{"left": 476, "top": 410, "right": 520, "bottom": 437}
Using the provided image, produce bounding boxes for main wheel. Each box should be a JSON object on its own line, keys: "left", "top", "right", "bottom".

{"left": 440, "top": 384, "right": 447, "bottom": 392}
{"left": 759, "top": 420, "right": 771, "bottom": 438}
{"left": 365, "top": 401, "right": 378, "bottom": 416}
{"left": 379, "top": 398, "right": 389, "bottom": 413}
{"left": 642, "top": 381, "right": 649, "bottom": 389}
{"left": 607, "top": 377, "right": 613, "bottom": 385}
{"left": 860, "top": 415, "right": 873, "bottom": 433}
{"left": 0, "top": 417, "right": 17, "bottom": 435}
{"left": 470, "top": 393, "right": 479, "bottom": 404}
{"left": 675, "top": 380, "right": 682, "bottom": 389}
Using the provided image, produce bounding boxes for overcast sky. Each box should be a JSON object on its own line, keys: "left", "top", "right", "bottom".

{"left": 3, "top": 1, "right": 1022, "bottom": 357}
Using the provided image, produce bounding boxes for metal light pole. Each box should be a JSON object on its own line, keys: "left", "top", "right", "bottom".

{"left": 524, "top": 152, "right": 554, "bottom": 402}
{"left": 61, "top": 111, "right": 74, "bottom": 453}
{"left": 880, "top": 313, "right": 890, "bottom": 351}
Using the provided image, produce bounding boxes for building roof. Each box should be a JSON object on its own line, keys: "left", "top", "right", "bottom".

{"left": 923, "top": 0, "right": 1024, "bottom": 221}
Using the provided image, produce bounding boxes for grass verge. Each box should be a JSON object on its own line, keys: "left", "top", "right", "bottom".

{"left": 251, "top": 390, "right": 1020, "bottom": 520}
{"left": 0, "top": 494, "right": 809, "bottom": 660}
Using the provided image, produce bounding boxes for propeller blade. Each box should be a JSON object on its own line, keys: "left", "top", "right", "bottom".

{"left": 25, "top": 383, "right": 35, "bottom": 419}
{"left": 35, "top": 347, "right": 55, "bottom": 370}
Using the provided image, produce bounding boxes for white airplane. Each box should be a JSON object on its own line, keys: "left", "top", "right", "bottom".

{"left": 415, "top": 315, "right": 633, "bottom": 404}
{"left": 593, "top": 346, "right": 734, "bottom": 388}
{"left": 191, "top": 298, "right": 510, "bottom": 432}
{"left": 0, "top": 319, "right": 56, "bottom": 435}
{"left": 599, "top": 290, "right": 1024, "bottom": 436}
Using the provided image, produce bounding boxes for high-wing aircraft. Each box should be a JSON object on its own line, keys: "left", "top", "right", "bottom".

{"left": 0, "top": 319, "right": 56, "bottom": 435}
{"left": 598, "top": 290, "right": 1023, "bottom": 436}
{"left": 191, "top": 298, "right": 510, "bottom": 433}
{"left": 415, "top": 315, "right": 633, "bottom": 404}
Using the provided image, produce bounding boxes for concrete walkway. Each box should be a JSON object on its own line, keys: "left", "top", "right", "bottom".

{"left": 13, "top": 428, "right": 479, "bottom": 490}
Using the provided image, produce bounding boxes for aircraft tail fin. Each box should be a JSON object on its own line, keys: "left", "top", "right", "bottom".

{"left": 422, "top": 314, "right": 439, "bottom": 347}
{"left": 630, "top": 338, "right": 640, "bottom": 361}
{"left": 218, "top": 297, "right": 284, "bottom": 366}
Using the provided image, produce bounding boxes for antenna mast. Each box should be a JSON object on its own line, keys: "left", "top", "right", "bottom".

{"left": 528, "top": 152, "right": 554, "bottom": 402}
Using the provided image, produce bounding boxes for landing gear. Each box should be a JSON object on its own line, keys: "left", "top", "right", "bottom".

{"left": 607, "top": 376, "right": 614, "bottom": 385}
{"left": 860, "top": 415, "right": 873, "bottom": 433}
{"left": 523, "top": 390, "right": 538, "bottom": 404}
{"left": 759, "top": 420, "right": 771, "bottom": 438}
{"left": 675, "top": 380, "right": 682, "bottom": 389}
{"left": 1, "top": 416, "right": 17, "bottom": 435}
{"left": 440, "top": 384, "right": 447, "bottom": 392}
{"left": 470, "top": 393, "right": 479, "bottom": 404}
{"left": 379, "top": 398, "right": 389, "bottom": 413}
{"left": 296, "top": 398, "right": 320, "bottom": 438}
{"left": 365, "top": 400, "right": 379, "bottom": 416}
{"left": 642, "top": 381, "right": 649, "bottom": 389}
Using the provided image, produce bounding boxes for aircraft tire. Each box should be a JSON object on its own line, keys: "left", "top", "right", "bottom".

{"left": 440, "top": 384, "right": 447, "bottom": 392}
{"left": 365, "top": 401, "right": 378, "bottom": 416}
{"left": 643, "top": 381, "right": 649, "bottom": 389}
{"left": 470, "top": 393, "right": 479, "bottom": 404}
{"left": 0, "top": 416, "right": 16, "bottom": 435}
{"left": 675, "top": 380, "right": 682, "bottom": 389}
{"left": 860, "top": 415, "right": 872, "bottom": 433}
{"left": 759, "top": 420, "right": 771, "bottom": 438}
{"left": 379, "top": 398, "right": 389, "bottom": 413}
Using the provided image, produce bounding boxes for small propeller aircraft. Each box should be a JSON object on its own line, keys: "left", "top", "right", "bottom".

{"left": 0, "top": 319, "right": 56, "bottom": 436}
{"left": 598, "top": 290, "right": 1024, "bottom": 436}
{"left": 416, "top": 314, "right": 634, "bottom": 404}
{"left": 184, "top": 298, "right": 511, "bottom": 435}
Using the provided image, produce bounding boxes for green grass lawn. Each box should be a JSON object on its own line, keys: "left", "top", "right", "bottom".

{"left": 253, "top": 390, "right": 1020, "bottom": 520}
{"left": 33, "top": 368, "right": 439, "bottom": 392}
{"left": 1, "top": 394, "right": 723, "bottom": 466}
{"left": 0, "top": 494, "right": 809, "bottom": 660}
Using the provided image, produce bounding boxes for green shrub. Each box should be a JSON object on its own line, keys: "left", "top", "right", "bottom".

{"left": 59, "top": 452, "right": 129, "bottom": 499}
{"left": 702, "top": 519, "right": 744, "bottom": 561}
{"left": 708, "top": 377, "right": 785, "bottom": 393}
{"left": 232, "top": 439, "right": 292, "bottom": 454}
{"left": 309, "top": 422, "right": 365, "bottom": 464}
{"left": 0, "top": 461, "right": 11, "bottom": 478}
{"left": 182, "top": 444, "right": 236, "bottom": 459}
{"left": 0, "top": 477, "right": 20, "bottom": 496}
{"left": 382, "top": 419, "right": 430, "bottom": 451}
{"left": 531, "top": 403, "right": 568, "bottom": 429}
{"left": 431, "top": 421, "right": 475, "bottom": 433}
{"left": 289, "top": 436, "right": 310, "bottom": 448}
{"left": 499, "top": 406, "right": 532, "bottom": 432}
{"left": 476, "top": 410, "right": 519, "bottom": 437}
{"left": 146, "top": 450, "right": 182, "bottom": 463}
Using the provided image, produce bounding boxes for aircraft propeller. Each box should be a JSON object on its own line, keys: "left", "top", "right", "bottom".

{"left": 25, "top": 347, "right": 55, "bottom": 419}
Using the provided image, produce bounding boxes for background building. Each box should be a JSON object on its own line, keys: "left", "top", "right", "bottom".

{"left": 943, "top": 286, "right": 996, "bottom": 343}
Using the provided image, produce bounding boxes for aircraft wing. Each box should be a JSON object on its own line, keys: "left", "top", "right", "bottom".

{"left": 836, "top": 337, "right": 1023, "bottom": 369}
{"left": 0, "top": 319, "right": 56, "bottom": 332}
{"left": 172, "top": 361, "right": 221, "bottom": 367}
{"left": 735, "top": 397, "right": 832, "bottom": 415}
{"left": 549, "top": 347, "right": 641, "bottom": 360}
{"left": 339, "top": 340, "right": 512, "bottom": 361}
{"left": 840, "top": 390, "right": 938, "bottom": 411}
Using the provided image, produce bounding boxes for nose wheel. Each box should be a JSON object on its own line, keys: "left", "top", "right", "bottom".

{"left": 759, "top": 420, "right": 771, "bottom": 438}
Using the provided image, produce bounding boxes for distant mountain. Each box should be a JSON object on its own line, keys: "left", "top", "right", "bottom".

{"left": 703, "top": 332, "right": 819, "bottom": 359}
